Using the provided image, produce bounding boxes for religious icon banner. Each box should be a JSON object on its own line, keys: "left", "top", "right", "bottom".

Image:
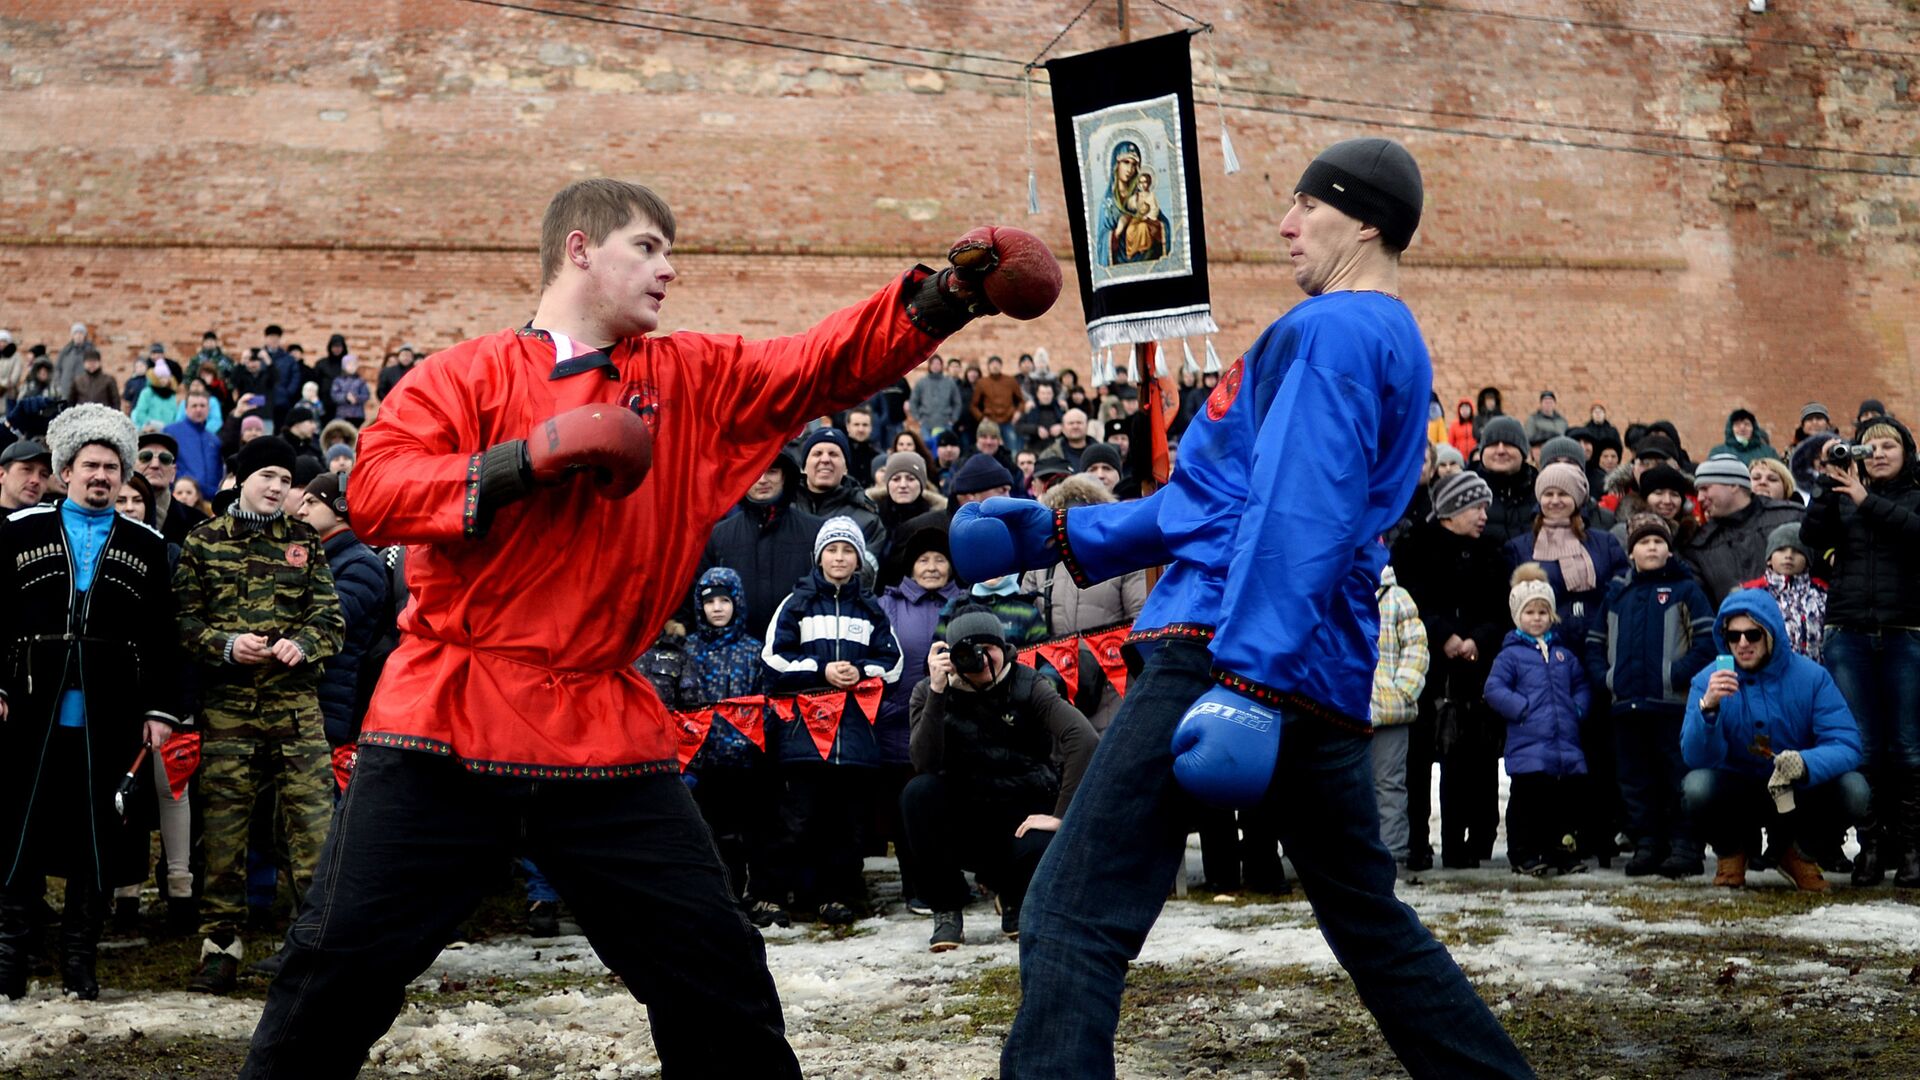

{"left": 1047, "top": 31, "right": 1218, "bottom": 351}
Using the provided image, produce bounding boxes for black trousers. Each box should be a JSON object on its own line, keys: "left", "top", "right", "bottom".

{"left": 691, "top": 760, "right": 779, "bottom": 902}
{"left": 767, "top": 766, "right": 872, "bottom": 913}
{"left": 1506, "top": 772, "right": 1588, "bottom": 866}
{"left": 868, "top": 762, "right": 922, "bottom": 903}
{"left": 1195, "top": 803, "right": 1287, "bottom": 891}
{"left": 898, "top": 774, "right": 1053, "bottom": 914}
{"left": 241, "top": 746, "right": 798, "bottom": 1079}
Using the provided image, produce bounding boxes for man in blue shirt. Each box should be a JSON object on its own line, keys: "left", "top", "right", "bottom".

{"left": 164, "top": 386, "right": 225, "bottom": 494}
{"left": 957, "top": 138, "right": 1533, "bottom": 1078}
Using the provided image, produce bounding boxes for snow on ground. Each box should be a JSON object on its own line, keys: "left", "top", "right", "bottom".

{"left": 4, "top": 762, "right": 1919, "bottom": 1075}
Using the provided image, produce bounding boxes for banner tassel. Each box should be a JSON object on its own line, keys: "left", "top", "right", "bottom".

{"left": 1125, "top": 344, "right": 1139, "bottom": 385}
{"left": 1220, "top": 125, "right": 1242, "bottom": 176}
{"left": 1205, "top": 31, "right": 1242, "bottom": 176}
{"left": 1203, "top": 337, "right": 1223, "bottom": 374}
{"left": 1182, "top": 338, "right": 1200, "bottom": 374}
{"left": 1153, "top": 343, "right": 1168, "bottom": 379}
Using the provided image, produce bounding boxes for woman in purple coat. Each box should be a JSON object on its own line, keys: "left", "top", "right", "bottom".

{"left": 873, "top": 524, "right": 964, "bottom": 912}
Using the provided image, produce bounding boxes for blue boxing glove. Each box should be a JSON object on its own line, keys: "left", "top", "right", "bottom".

{"left": 1171, "top": 687, "right": 1283, "bottom": 808}
{"left": 950, "top": 497, "right": 1059, "bottom": 583}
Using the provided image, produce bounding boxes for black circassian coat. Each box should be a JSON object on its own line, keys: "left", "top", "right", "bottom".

{"left": 0, "top": 501, "right": 183, "bottom": 890}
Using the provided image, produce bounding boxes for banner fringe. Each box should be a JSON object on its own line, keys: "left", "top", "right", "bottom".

{"left": 1089, "top": 312, "right": 1221, "bottom": 351}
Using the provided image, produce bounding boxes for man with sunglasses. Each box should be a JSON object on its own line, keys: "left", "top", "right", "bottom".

{"left": 1681, "top": 588, "right": 1865, "bottom": 891}
{"left": 136, "top": 433, "right": 194, "bottom": 544}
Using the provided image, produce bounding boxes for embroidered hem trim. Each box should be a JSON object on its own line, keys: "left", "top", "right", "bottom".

{"left": 1210, "top": 669, "right": 1373, "bottom": 737}
{"left": 1127, "top": 622, "right": 1215, "bottom": 645}
{"left": 358, "top": 732, "right": 682, "bottom": 780}
{"left": 1053, "top": 508, "right": 1093, "bottom": 588}
{"left": 461, "top": 452, "right": 483, "bottom": 539}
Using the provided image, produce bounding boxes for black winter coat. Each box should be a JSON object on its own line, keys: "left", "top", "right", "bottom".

{"left": 0, "top": 503, "right": 182, "bottom": 890}
{"left": 907, "top": 663, "right": 1097, "bottom": 816}
{"left": 1390, "top": 518, "right": 1510, "bottom": 705}
{"left": 699, "top": 496, "right": 825, "bottom": 643}
{"left": 1800, "top": 420, "right": 1920, "bottom": 629}
{"left": 316, "top": 528, "right": 390, "bottom": 746}
{"left": 1683, "top": 496, "right": 1803, "bottom": 607}
{"left": 1471, "top": 461, "right": 1539, "bottom": 549}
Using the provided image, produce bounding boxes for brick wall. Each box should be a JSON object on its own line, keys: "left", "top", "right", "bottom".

{"left": 4, "top": 0, "right": 1916, "bottom": 452}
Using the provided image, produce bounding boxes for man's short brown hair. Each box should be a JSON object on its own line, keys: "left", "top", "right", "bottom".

{"left": 539, "top": 179, "right": 676, "bottom": 287}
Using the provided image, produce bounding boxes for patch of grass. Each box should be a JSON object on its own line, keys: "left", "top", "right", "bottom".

{"left": 948, "top": 962, "right": 1022, "bottom": 1032}
{"left": 1613, "top": 885, "right": 1919, "bottom": 926}
{"left": 1425, "top": 910, "right": 1510, "bottom": 947}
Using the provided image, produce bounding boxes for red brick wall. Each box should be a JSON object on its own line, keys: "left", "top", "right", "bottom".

{"left": 4, "top": 0, "right": 1916, "bottom": 452}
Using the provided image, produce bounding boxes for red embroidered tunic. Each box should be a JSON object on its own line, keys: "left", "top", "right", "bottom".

{"left": 351, "top": 273, "right": 939, "bottom": 778}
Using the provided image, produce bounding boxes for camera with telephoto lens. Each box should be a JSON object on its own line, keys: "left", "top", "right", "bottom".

{"left": 949, "top": 637, "right": 991, "bottom": 675}
{"left": 1825, "top": 441, "right": 1873, "bottom": 467}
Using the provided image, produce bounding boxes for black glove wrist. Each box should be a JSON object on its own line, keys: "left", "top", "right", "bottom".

{"left": 472, "top": 439, "right": 533, "bottom": 538}
{"left": 903, "top": 266, "right": 989, "bottom": 338}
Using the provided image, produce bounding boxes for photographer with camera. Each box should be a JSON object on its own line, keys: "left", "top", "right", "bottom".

{"left": 1801, "top": 415, "right": 1920, "bottom": 887}
{"left": 903, "top": 605, "right": 1097, "bottom": 952}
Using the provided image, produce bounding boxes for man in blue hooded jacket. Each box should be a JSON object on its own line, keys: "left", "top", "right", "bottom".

{"left": 954, "top": 138, "right": 1533, "bottom": 1079}
{"left": 1682, "top": 589, "right": 1865, "bottom": 891}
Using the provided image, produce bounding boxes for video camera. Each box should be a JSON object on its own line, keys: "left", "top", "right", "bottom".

{"left": 1825, "top": 441, "right": 1873, "bottom": 467}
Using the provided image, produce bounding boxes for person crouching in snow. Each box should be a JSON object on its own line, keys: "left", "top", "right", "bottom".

{"left": 1681, "top": 589, "right": 1864, "bottom": 891}
{"left": 761, "top": 516, "right": 902, "bottom": 925}
{"left": 1485, "top": 563, "right": 1592, "bottom": 876}
{"left": 1584, "top": 515, "right": 1716, "bottom": 879}
{"left": 683, "top": 566, "right": 778, "bottom": 919}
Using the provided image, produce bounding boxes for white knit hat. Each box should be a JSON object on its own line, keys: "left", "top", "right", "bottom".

{"left": 1508, "top": 563, "right": 1557, "bottom": 628}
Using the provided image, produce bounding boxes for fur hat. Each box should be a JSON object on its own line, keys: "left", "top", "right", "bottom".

{"left": 812, "top": 515, "right": 869, "bottom": 564}
{"left": 45, "top": 403, "right": 136, "bottom": 476}
{"left": 1508, "top": 563, "right": 1557, "bottom": 628}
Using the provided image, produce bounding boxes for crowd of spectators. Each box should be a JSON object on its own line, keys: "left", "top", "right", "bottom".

{"left": 2, "top": 314, "right": 1914, "bottom": 987}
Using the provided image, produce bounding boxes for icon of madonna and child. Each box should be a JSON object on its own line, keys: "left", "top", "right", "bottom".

{"left": 1098, "top": 139, "right": 1173, "bottom": 267}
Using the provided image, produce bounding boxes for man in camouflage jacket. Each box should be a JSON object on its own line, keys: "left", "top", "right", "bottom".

{"left": 173, "top": 435, "right": 342, "bottom": 993}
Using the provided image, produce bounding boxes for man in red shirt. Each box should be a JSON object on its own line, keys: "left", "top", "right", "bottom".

{"left": 241, "top": 179, "right": 1056, "bottom": 1078}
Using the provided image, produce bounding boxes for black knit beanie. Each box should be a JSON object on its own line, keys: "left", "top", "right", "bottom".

{"left": 1295, "top": 138, "right": 1424, "bottom": 251}
{"left": 233, "top": 435, "right": 297, "bottom": 484}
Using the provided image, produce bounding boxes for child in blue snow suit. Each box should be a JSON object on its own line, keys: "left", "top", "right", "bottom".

{"left": 683, "top": 566, "right": 777, "bottom": 910}
{"left": 1486, "top": 563, "right": 1593, "bottom": 876}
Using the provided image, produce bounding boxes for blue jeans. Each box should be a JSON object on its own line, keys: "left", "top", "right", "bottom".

{"left": 1000, "top": 640, "right": 1533, "bottom": 1079}
{"left": 1824, "top": 627, "right": 1920, "bottom": 772}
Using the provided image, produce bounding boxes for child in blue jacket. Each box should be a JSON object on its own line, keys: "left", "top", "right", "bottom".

{"left": 1585, "top": 516, "right": 1716, "bottom": 879}
{"left": 1486, "top": 563, "right": 1593, "bottom": 875}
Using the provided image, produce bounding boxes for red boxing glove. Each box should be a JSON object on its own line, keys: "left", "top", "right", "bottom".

{"left": 526, "top": 403, "right": 654, "bottom": 497}
{"left": 947, "top": 225, "right": 1062, "bottom": 321}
